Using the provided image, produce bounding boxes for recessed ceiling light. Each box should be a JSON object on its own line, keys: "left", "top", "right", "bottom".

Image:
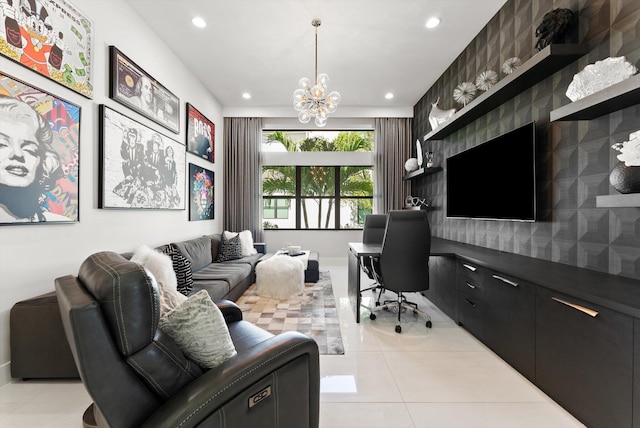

{"left": 192, "top": 17, "right": 207, "bottom": 28}
{"left": 242, "top": 92, "right": 252, "bottom": 99}
{"left": 425, "top": 17, "right": 440, "bottom": 29}
{"left": 385, "top": 92, "right": 394, "bottom": 100}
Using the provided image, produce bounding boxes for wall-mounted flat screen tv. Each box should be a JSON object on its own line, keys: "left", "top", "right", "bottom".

{"left": 446, "top": 122, "right": 536, "bottom": 222}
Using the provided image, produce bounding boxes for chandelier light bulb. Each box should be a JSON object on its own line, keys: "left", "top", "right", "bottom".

{"left": 298, "top": 110, "right": 311, "bottom": 123}
{"left": 299, "top": 77, "right": 311, "bottom": 89}
{"left": 292, "top": 19, "right": 341, "bottom": 126}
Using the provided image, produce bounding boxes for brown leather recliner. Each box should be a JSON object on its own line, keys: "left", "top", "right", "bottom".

{"left": 55, "top": 251, "right": 320, "bottom": 428}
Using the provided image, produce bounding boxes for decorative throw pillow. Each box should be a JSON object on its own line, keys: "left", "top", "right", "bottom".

{"left": 158, "top": 245, "right": 194, "bottom": 296}
{"left": 223, "top": 230, "right": 258, "bottom": 256}
{"left": 159, "top": 290, "right": 237, "bottom": 369}
{"left": 216, "top": 234, "right": 243, "bottom": 262}
{"left": 131, "top": 245, "right": 187, "bottom": 316}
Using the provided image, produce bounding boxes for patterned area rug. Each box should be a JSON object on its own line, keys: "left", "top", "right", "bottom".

{"left": 236, "top": 271, "right": 344, "bottom": 355}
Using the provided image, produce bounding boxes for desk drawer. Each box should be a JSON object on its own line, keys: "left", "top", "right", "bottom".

{"left": 458, "top": 294, "right": 484, "bottom": 341}
{"left": 458, "top": 260, "right": 486, "bottom": 282}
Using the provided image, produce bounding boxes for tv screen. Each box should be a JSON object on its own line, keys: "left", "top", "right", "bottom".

{"left": 446, "top": 122, "right": 536, "bottom": 222}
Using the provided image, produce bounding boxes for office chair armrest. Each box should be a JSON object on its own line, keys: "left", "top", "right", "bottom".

{"left": 140, "top": 330, "right": 320, "bottom": 428}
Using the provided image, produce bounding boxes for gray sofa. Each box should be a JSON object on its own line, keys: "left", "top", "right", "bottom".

{"left": 170, "top": 234, "right": 265, "bottom": 302}
{"left": 10, "top": 233, "right": 265, "bottom": 380}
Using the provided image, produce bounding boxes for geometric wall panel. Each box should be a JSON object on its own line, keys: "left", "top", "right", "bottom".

{"left": 411, "top": 0, "right": 640, "bottom": 280}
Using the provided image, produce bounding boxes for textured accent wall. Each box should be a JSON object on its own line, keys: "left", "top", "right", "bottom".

{"left": 412, "top": 0, "right": 640, "bottom": 280}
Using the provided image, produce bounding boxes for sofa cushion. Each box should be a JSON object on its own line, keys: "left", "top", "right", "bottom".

{"left": 192, "top": 263, "right": 251, "bottom": 289}
{"left": 189, "top": 280, "right": 231, "bottom": 302}
{"left": 159, "top": 290, "right": 237, "bottom": 369}
{"left": 223, "top": 230, "right": 258, "bottom": 256}
{"left": 215, "top": 234, "right": 243, "bottom": 262}
{"left": 172, "top": 236, "right": 213, "bottom": 272}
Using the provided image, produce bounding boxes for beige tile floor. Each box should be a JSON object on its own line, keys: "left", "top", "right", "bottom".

{"left": 0, "top": 265, "right": 585, "bottom": 428}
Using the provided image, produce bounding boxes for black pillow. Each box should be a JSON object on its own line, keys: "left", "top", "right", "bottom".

{"left": 158, "top": 245, "right": 194, "bottom": 296}
{"left": 216, "top": 234, "right": 243, "bottom": 262}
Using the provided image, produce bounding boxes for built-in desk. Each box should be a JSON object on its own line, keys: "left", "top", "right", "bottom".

{"left": 348, "top": 237, "right": 640, "bottom": 428}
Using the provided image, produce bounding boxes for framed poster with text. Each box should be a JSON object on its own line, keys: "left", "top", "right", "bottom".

{"left": 186, "top": 103, "right": 214, "bottom": 163}
{"left": 0, "top": 0, "right": 94, "bottom": 98}
{"left": 0, "top": 72, "right": 80, "bottom": 224}
{"left": 109, "top": 46, "right": 180, "bottom": 133}
{"left": 99, "top": 105, "right": 185, "bottom": 210}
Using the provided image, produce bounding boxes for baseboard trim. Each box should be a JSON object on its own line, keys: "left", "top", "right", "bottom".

{"left": 0, "top": 361, "right": 11, "bottom": 387}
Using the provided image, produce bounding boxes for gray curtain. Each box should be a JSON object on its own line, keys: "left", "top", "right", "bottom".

{"left": 374, "top": 118, "right": 411, "bottom": 213}
{"left": 223, "top": 117, "right": 263, "bottom": 241}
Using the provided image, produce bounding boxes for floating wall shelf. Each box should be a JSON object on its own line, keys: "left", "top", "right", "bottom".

{"left": 550, "top": 73, "right": 640, "bottom": 121}
{"left": 596, "top": 194, "right": 640, "bottom": 208}
{"left": 403, "top": 166, "right": 442, "bottom": 181}
{"left": 423, "top": 44, "right": 589, "bottom": 142}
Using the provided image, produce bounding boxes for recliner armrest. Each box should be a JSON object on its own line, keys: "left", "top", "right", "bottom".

{"left": 216, "top": 299, "right": 243, "bottom": 323}
{"left": 140, "top": 330, "right": 320, "bottom": 428}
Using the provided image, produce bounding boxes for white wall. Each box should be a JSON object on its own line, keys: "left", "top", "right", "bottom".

{"left": 0, "top": 0, "right": 224, "bottom": 384}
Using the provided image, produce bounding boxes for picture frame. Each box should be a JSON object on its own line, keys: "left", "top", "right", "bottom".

{"left": 0, "top": 0, "right": 94, "bottom": 98}
{"left": 109, "top": 46, "right": 180, "bottom": 133}
{"left": 188, "top": 163, "right": 214, "bottom": 221}
{"left": 99, "top": 105, "right": 185, "bottom": 210}
{"left": 186, "top": 103, "right": 214, "bottom": 163}
{"left": 0, "top": 72, "right": 81, "bottom": 225}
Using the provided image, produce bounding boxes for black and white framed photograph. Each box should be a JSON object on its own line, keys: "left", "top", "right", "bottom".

{"left": 186, "top": 103, "right": 214, "bottom": 163}
{"left": 0, "top": 72, "right": 80, "bottom": 225}
{"left": 188, "top": 163, "right": 214, "bottom": 221}
{"left": 99, "top": 105, "right": 185, "bottom": 210}
{"left": 109, "top": 46, "right": 180, "bottom": 133}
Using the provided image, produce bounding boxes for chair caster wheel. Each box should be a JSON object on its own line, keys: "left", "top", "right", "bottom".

{"left": 426, "top": 321, "right": 432, "bottom": 328}
{"left": 370, "top": 313, "right": 376, "bottom": 320}
{"left": 383, "top": 307, "right": 389, "bottom": 311}
{"left": 375, "top": 301, "right": 380, "bottom": 306}
{"left": 395, "top": 325, "right": 402, "bottom": 333}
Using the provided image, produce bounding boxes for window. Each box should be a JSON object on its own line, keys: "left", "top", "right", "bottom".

{"left": 262, "top": 130, "right": 374, "bottom": 230}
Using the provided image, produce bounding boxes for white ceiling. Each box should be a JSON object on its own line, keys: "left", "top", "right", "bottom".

{"left": 123, "top": 0, "right": 507, "bottom": 115}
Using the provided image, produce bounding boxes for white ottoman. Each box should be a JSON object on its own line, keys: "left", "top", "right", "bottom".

{"left": 255, "top": 255, "right": 305, "bottom": 299}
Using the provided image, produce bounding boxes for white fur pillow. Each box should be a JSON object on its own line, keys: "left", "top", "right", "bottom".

{"left": 159, "top": 290, "right": 237, "bottom": 369}
{"left": 223, "top": 230, "right": 258, "bottom": 256}
{"left": 131, "top": 245, "right": 187, "bottom": 316}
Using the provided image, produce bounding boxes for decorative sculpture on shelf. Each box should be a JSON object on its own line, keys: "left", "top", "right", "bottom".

{"left": 453, "top": 82, "right": 477, "bottom": 106}
{"left": 416, "top": 140, "right": 423, "bottom": 166}
{"left": 535, "top": 8, "right": 574, "bottom": 51}
{"left": 610, "top": 129, "right": 640, "bottom": 194}
{"left": 566, "top": 56, "right": 638, "bottom": 101}
{"left": 475, "top": 70, "right": 498, "bottom": 91}
{"left": 404, "top": 158, "right": 419, "bottom": 173}
{"left": 405, "top": 196, "right": 429, "bottom": 210}
{"left": 501, "top": 57, "right": 522, "bottom": 74}
{"left": 428, "top": 97, "right": 456, "bottom": 130}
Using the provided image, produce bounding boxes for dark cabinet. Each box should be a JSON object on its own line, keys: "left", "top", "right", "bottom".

{"left": 457, "top": 261, "right": 485, "bottom": 341}
{"left": 483, "top": 271, "right": 535, "bottom": 381}
{"left": 427, "top": 256, "right": 458, "bottom": 322}
{"left": 635, "top": 318, "right": 640, "bottom": 428}
{"left": 536, "top": 287, "right": 634, "bottom": 428}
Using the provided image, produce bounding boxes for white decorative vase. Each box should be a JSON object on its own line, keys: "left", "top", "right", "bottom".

{"left": 404, "top": 158, "right": 419, "bottom": 172}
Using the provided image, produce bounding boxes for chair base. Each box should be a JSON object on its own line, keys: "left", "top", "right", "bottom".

{"left": 369, "top": 292, "right": 432, "bottom": 333}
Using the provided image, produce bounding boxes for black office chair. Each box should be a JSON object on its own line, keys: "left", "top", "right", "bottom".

{"left": 360, "top": 214, "right": 387, "bottom": 303}
{"left": 369, "top": 210, "right": 432, "bottom": 333}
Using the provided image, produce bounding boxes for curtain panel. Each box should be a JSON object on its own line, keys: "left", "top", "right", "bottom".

{"left": 374, "top": 118, "right": 411, "bottom": 213}
{"left": 223, "top": 117, "right": 263, "bottom": 242}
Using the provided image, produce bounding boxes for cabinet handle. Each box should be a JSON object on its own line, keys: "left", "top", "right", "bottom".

{"left": 462, "top": 264, "right": 477, "bottom": 272}
{"left": 492, "top": 274, "right": 518, "bottom": 287}
{"left": 464, "top": 298, "right": 476, "bottom": 308}
{"left": 466, "top": 282, "right": 476, "bottom": 289}
{"left": 551, "top": 297, "right": 599, "bottom": 318}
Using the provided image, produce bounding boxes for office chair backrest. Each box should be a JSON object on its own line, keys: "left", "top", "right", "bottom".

{"left": 363, "top": 214, "right": 387, "bottom": 244}
{"left": 379, "top": 210, "right": 431, "bottom": 293}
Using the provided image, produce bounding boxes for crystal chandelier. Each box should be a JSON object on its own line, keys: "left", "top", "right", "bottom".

{"left": 293, "top": 19, "right": 341, "bottom": 127}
